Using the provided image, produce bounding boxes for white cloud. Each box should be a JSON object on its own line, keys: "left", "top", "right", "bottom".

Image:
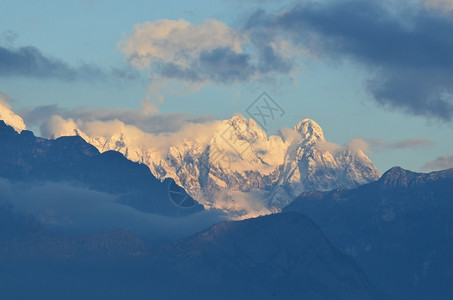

{"left": 211, "top": 190, "right": 272, "bottom": 220}
{"left": 315, "top": 140, "right": 343, "bottom": 154}
{"left": 346, "top": 138, "right": 370, "bottom": 154}
{"left": 118, "top": 19, "right": 248, "bottom": 69}
{"left": 38, "top": 112, "right": 221, "bottom": 157}
{"left": 41, "top": 115, "right": 78, "bottom": 139}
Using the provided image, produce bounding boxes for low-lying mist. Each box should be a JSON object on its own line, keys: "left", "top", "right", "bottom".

{"left": 0, "top": 178, "right": 226, "bottom": 243}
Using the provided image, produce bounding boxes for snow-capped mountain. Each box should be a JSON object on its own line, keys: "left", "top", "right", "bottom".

{"left": 70, "top": 115, "right": 380, "bottom": 218}
{"left": 0, "top": 104, "right": 380, "bottom": 218}
{"left": 0, "top": 101, "right": 26, "bottom": 133}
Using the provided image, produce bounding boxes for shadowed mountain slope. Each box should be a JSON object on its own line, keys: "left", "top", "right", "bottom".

{"left": 284, "top": 167, "right": 453, "bottom": 299}
{"left": 0, "top": 120, "right": 201, "bottom": 215}
{"left": 0, "top": 207, "right": 385, "bottom": 300}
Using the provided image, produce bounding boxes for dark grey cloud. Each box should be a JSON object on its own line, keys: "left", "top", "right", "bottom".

{"left": 422, "top": 154, "right": 453, "bottom": 171}
{"left": 0, "top": 30, "right": 18, "bottom": 47}
{"left": 248, "top": 29, "right": 293, "bottom": 74}
{"left": 158, "top": 47, "right": 255, "bottom": 83}
{"left": 0, "top": 44, "right": 141, "bottom": 82}
{"left": 198, "top": 47, "right": 256, "bottom": 82}
{"left": 390, "top": 138, "right": 436, "bottom": 150}
{"left": 0, "top": 45, "right": 94, "bottom": 80}
{"left": 368, "top": 138, "right": 436, "bottom": 151}
{"left": 264, "top": 0, "right": 453, "bottom": 121}
{"left": 156, "top": 45, "right": 291, "bottom": 84}
{"left": 111, "top": 65, "right": 142, "bottom": 81}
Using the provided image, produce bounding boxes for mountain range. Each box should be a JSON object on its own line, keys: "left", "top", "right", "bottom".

{"left": 284, "top": 166, "right": 453, "bottom": 299}
{"left": 45, "top": 113, "right": 380, "bottom": 218}
{"left": 0, "top": 205, "right": 386, "bottom": 300}
{"left": 0, "top": 112, "right": 386, "bottom": 298}
{"left": 2, "top": 104, "right": 453, "bottom": 298}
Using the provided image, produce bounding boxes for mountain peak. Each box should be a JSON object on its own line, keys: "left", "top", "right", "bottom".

{"left": 228, "top": 113, "right": 247, "bottom": 123}
{"left": 0, "top": 102, "right": 26, "bottom": 133}
{"left": 226, "top": 114, "right": 260, "bottom": 130}
{"left": 379, "top": 166, "right": 419, "bottom": 187}
{"left": 294, "top": 118, "right": 325, "bottom": 142}
{"left": 221, "top": 114, "right": 266, "bottom": 141}
{"left": 383, "top": 166, "right": 407, "bottom": 176}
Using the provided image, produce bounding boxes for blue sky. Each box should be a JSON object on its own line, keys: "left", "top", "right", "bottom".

{"left": 1, "top": 0, "right": 453, "bottom": 173}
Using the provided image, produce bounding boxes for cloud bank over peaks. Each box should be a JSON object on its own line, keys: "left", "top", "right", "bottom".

{"left": 29, "top": 107, "right": 222, "bottom": 162}
{"left": 22, "top": 101, "right": 214, "bottom": 136}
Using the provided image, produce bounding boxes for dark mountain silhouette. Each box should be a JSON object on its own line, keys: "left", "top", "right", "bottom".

{"left": 284, "top": 166, "right": 453, "bottom": 299}
{"left": 0, "top": 120, "right": 201, "bottom": 215}
{"left": 156, "top": 211, "right": 386, "bottom": 299}
{"left": 0, "top": 206, "right": 386, "bottom": 300}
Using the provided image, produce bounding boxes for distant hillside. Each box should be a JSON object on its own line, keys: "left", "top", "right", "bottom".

{"left": 0, "top": 206, "right": 385, "bottom": 300}
{"left": 284, "top": 166, "right": 453, "bottom": 299}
